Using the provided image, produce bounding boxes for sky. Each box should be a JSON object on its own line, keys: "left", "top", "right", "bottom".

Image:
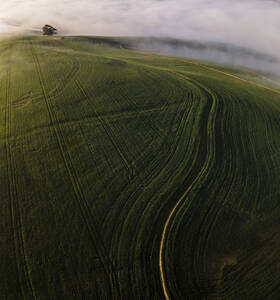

{"left": 0, "top": 0, "right": 280, "bottom": 58}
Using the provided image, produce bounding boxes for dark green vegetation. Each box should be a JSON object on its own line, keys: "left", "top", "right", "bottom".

{"left": 42, "top": 25, "right": 57, "bottom": 36}
{"left": 0, "top": 36, "right": 280, "bottom": 299}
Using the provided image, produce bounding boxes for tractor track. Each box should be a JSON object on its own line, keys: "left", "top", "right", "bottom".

{"left": 30, "top": 41, "right": 120, "bottom": 299}
{"left": 4, "top": 54, "right": 37, "bottom": 300}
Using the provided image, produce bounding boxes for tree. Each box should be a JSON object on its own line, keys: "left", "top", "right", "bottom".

{"left": 42, "top": 25, "right": 57, "bottom": 36}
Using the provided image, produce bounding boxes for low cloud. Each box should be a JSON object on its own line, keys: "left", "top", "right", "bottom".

{"left": 127, "top": 38, "right": 280, "bottom": 75}
{"left": 1, "top": 0, "right": 280, "bottom": 62}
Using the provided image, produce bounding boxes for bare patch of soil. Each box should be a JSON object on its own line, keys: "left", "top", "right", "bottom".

{"left": 14, "top": 91, "right": 32, "bottom": 106}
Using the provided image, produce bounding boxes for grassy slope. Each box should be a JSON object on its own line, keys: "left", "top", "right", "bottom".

{"left": 0, "top": 36, "right": 280, "bottom": 299}
{"left": 94, "top": 36, "right": 280, "bottom": 89}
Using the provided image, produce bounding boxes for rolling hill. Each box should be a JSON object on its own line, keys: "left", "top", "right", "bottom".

{"left": 77, "top": 36, "right": 280, "bottom": 84}
{"left": 1, "top": 35, "right": 280, "bottom": 299}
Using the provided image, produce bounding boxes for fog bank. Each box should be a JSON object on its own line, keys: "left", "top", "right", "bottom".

{"left": 1, "top": 0, "right": 280, "bottom": 72}
{"left": 127, "top": 38, "right": 280, "bottom": 75}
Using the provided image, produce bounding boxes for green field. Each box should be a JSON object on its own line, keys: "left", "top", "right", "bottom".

{"left": 1, "top": 36, "right": 280, "bottom": 299}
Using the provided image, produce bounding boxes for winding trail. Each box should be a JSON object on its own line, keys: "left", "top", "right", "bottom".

{"left": 87, "top": 50, "right": 218, "bottom": 298}
{"left": 157, "top": 71, "right": 217, "bottom": 300}
{"left": 83, "top": 51, "right": 220, "bottom": 298}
